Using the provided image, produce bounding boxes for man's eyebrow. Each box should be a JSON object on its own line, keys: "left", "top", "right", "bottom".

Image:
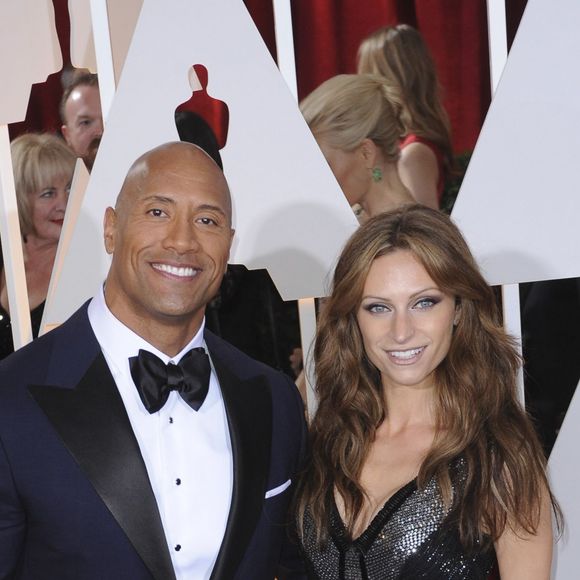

{"left": 140, "top": 196, "right": 227, "bottom": 215}
{"left": 196, "top": 203, "right": 227, "bottom": 216}
{"left": 141, "top": 195, "right": 175, "bottom": 204}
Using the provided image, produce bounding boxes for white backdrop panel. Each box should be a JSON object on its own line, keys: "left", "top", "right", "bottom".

{"left": 451, "top": 0, "right": 580, "bottom": 574}
{"left": 44, "top": 0, "right": 357, "bottom": 327}
{"left": 0, "top": 0, "right": 62, "bottom": 124}
{"left": 452, "top": 0, "right": 580, "bottom": 286}
{"left": 549, "top": 378, "right": 580, "bottom": 579}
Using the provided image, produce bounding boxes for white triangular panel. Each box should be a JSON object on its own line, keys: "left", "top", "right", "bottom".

{"left": 69, "top": 0, "right": 143, "bottom": 81}
{"left": 0, "top": 0, "right": 62, "bottom": 124}
{"left": 549, "top": 378, "right": 580, "bottom": 579}
{"left": 451, "top": 0, "right": 580, "bottom": 573}
{"left": 451, "top": 0, "right": 580, "bottom": 286}
{"left": 68, "top": 0, "right": 97, "bottom": 72}
{"left": 107, "top": 0, "right": 143, "bottom": 84}
{"left": 44, "top": 0, "right": 357, "bottom": 327}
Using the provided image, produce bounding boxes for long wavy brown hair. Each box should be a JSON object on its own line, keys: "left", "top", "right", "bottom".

{"left": 297, "top": 205, "right": 560, "bottom": 548}
{"left": 357, "top": 24, "right": 454, "bottom": 178}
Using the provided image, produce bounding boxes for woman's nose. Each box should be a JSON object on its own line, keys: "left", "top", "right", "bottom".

{"left": 391, "top": 310, "right": 414, "bottom": 343}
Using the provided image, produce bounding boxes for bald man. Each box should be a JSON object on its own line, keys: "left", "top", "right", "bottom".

{"left": 0, "top": 143, "right": 307, "bottom": 580}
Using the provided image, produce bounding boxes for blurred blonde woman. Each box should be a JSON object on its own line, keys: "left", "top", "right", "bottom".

{"left": 300, "top": 74, "right": 414, "bottom": 222}
{"left": 358, "top": 24, "right": 454, "bottom": 209}
{"left": 0, "top": 133, "right": 75, "bottom": 359}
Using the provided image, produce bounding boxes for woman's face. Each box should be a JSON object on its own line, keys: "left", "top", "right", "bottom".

{"left": 316, "top": 137, "right": 368, "bottom": 206}
{"left": 28, "top": 172, "right": 70, "bottom": 242}
{"left": 356, "top": 250, "right": 458, "bottom": 393}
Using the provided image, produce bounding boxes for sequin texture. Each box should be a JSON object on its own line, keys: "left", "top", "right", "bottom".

{"left": 301, "top": 461, "right": 496, "bottom": 579}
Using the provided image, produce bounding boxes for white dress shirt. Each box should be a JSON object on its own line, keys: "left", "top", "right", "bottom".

{"left": 88, "top": 286, "right": 232, "bottom": 579}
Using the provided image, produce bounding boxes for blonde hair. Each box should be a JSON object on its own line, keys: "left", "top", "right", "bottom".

{"left": 11, "top": 133, "right": 76, "bottom": 237}
{"left": 300, "top": 73, "right": 404, "bottom": 163}
{"left": 358, "top": 24, "right": 454, "bottom": 174}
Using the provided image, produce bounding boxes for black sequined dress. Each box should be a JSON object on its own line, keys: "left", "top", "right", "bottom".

{"left": 0, "top": 300, "right": 44, "bottom": 361}
{"left": 0, "top": 249, "right": 45, "bottom": 361}
{"left": 301, "top": 466, "right": 496, "bottom": 580}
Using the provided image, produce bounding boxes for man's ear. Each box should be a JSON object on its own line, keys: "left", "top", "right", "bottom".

{"left": 61, "top": 124, "right": 71, "bottom": 146}
{"left": 225, "top": 228, "right": 235, "bottom": 272}
{"left": 103, "top": 207, "right": 117, "bottom": 255}
{"left": 360, "top": 138, "right": 379, "bottom": 169}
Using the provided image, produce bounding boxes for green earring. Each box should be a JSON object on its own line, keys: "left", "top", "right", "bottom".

{"left": 372, "top": 167, "right": 383, "bottom": 182}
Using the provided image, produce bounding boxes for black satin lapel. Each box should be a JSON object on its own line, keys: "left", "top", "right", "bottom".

{"left": 28, "top": 353, "right": 176, "bottom": 580}
{"left": 210, "top": 358, "right": 273, "bottom": 580}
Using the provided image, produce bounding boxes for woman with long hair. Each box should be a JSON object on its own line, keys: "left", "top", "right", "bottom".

{"left": 300, "top": 74, "right": 414, "bottom": 222}
{"left": 358, "top": 25, "right": 454, "bottom": 209}
{"left": 297, "top": 205, "right": 559, "bottom": 579}
{"left": 0, "top": 133, "right": 75, "bottom": 359}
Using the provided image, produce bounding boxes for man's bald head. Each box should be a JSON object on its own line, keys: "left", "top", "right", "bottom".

{"left": 115, "top": 141, "right": 232, "bottom": 223}
{"left": 102, "top": 141, "right": 235, "bottom": 354}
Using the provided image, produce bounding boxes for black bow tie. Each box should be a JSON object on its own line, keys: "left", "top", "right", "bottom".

{"left": 129, "top": 348, "right": 211, "bottom": 413}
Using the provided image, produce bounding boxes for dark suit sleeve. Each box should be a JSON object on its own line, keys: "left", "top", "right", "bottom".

{"left": 0, "top": 434, "right": 25, "bottom": 578}
{"left": 276, "top": 376, "right": 309, "bottom": 580}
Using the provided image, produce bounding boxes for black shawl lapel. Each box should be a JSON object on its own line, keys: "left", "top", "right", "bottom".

{"left": 209, "top": 347, "right": 273, "bottom": 580}
{"left": 28, "top": 352, "right": 176, "bottom": 580}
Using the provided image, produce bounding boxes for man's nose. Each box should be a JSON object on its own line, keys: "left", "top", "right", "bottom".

{"left": 92, "top": 118, "right": 104, "bottom": 138}
{"left": 164, "top": 217, "right": 200, "bottom": 253}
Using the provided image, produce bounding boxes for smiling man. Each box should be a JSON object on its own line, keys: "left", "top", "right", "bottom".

{"left": 0, "top": 142, "right": 307, "bottom": 580}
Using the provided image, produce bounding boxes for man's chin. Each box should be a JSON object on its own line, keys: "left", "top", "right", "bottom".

{"left": 83, "top": 149, "right": 99, "bottom": 172}
{"left": 82, "top": 155, "right": 95, "bottom": 172}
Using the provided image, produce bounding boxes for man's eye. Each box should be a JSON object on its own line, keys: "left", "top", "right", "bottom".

{"left": 198, "top": 217, "right": 217, "bottom": 226}
{"left": 148, "top": 209, "right": 165, "bottom": 217}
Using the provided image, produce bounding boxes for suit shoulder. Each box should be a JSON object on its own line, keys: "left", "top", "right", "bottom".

{"left": 0, "top": 302, "right": 95, "bottom": 384}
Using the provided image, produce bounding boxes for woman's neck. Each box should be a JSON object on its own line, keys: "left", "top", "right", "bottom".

{"left": 360, "top": 163, "right": 414, "bottom": 219}
{"left": 23, "top": 234, "right": 59, "bottom": 261}
{"left": 380, "top": 381, "right": 436, "bottom": 436}
{"left": 0, "top": 235, "right": 59, "bottom": 313}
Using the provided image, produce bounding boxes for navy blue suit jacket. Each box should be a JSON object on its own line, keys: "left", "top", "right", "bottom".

{"left": 0, "top": 303, "right": 307, "bottom": 579}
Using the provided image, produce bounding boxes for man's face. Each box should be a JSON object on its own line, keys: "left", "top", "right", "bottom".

{"left": 103, "top": 147, "right": 234, "bottom": 342}
{"left": 61, "top": 84, "right": 103, "bottom": 171}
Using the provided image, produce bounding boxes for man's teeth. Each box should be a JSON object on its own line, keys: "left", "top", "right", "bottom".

{"left": 153, "top": 263, "right": 197, "bottom": 277}
{"left": 389, "top": 347, "right": 424, "bottom": 359}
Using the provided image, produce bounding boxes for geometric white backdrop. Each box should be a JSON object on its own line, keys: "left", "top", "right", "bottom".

{"left": 43, "top": 0, "right": 358, "bottom": 331}
{"left": 451, "top": 0, "right": 580, "bottom": 576}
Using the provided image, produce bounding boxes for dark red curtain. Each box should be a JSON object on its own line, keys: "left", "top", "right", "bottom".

{"left": 291, "top": 0, "right": 492, "bottom": 153}
{"left": 10, "top": 0, "right": 527, "bottom": 155}
{"left": 243, "top": 0, "right": 527, "bottom": 153}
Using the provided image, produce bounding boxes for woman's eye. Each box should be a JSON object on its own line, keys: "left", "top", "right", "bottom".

{"left": 40, "top": 189, "right": 54, "bottom": 198}
{"left": 414, "top": 298, "right": 437, "bottom": 309}
{"left": 365, "top": 303, "right": 389, "bottom": 314}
